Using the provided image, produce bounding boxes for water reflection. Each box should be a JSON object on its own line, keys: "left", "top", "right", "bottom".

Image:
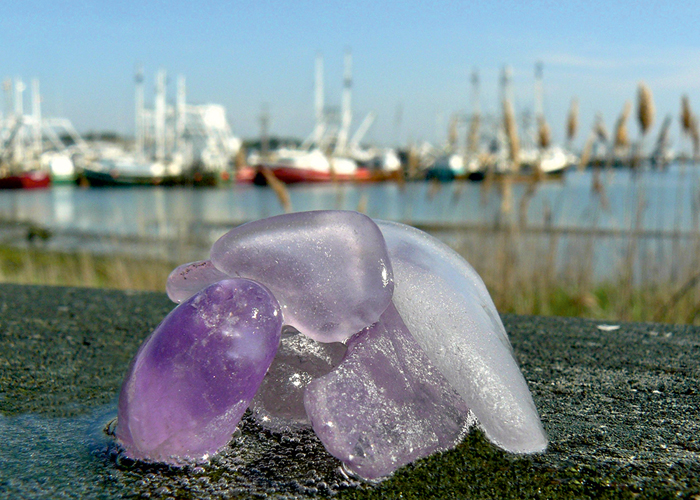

{"left": 0, "top": 165, "right": 698, "bottom": 283}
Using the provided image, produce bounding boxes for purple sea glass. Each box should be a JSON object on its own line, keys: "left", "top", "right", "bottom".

{"left": 210, "top": 210, "right": 394, "bottom": 343}
{"left": 376, "top": 220, "right": 547, "bottom": 454}
{"left": 116, "top": 279, "right": 282, "bottom": 464}
{"left": 166, "top": 259, "right": 229, "bottom": 304}
{"left": 304, "top": 302, "right": 472, "bottom": 480}
{"left": 250, "top": 327, "right": 347, "bottom": 431}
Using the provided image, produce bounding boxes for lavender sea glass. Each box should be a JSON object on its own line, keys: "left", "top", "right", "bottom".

{"left": 376, "top": 220, "right": 547, "bottom": 454}
{"left": 166, "top": 259, "right": 229, "bottom": 304}
{"left": 210, "top": 210, "right": 394, "bottom": 343}
{"left": 116, "top": 279, "right": 282, "bottom": 464}
{"left": 304, "top": 303, "right": 472, "bottom": 480}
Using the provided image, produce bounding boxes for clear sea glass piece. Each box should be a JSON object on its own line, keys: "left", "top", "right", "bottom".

{"left": 115, "top": 279, "right": 282, "bottom": 464}
{"left": 250, "top": 326, "right": 347, "bottom": 432}
{"left": 304, "top": 303, "right": 471, "bottom": 480}
{"left": 165, "top": 259, "right": 229, "bottom": 303}
{"left": 210, "top": 210, "right": 394, "bottom": 343}
{"left": 376, "top": 220, "right": 547, "bottom": 454}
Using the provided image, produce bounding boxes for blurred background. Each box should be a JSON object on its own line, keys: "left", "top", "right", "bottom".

{"left": 2, "top": 0, "right": 700, "bottom": 325}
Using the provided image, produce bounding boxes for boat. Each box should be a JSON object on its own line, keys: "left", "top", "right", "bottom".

{"left": 128, "top": 69, "right": 241, "bottom": 187}
{"left": 41, "top": 151, "right": 76, "bottom": 184}
{"left": 1, "top": 77, "right": 88, "bottom": 185}
{"left": 80, "top": 157, "right": 181, "bottom": 187}
{"left": 80, "top": 155, "right": 233, "bottom": 187}
{"left": 426, "top": 152, "right": 484, "bottom": 181}
{"left": 250, "top": 52, "right": 377, "bottom": 185}
{"left": 0, "top": 170, "right": 51, "bottom": 189}
{"left": 519, "top": 145, "right": 574, "bottom": 175}
{"left": 253, "top": 148, "right": 371, "bottom": 184}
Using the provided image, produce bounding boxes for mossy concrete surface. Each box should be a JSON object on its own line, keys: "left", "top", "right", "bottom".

{"left": 0, "top": 283, "right": 699, "bottom": 499}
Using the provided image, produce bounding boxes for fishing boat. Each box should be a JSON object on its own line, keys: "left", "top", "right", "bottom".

{"left": 251, "top": 52, "right": 377, "bottom": 185}
{"left": 108, "top": 68, "right": 242, "bottom": 188}
{"left": 1, "top": 77, "right": 87, "bottom": 185}
{"left": 426, "top": 152, "right": 483, "bottom": 181}
{"left": 519, "top": 145, "right": 574, "bottom": 175}
{"left": 80, "top": 157, "right": 180, "bottom": 187}
{"left": 253, "top": 148, "right": 371, "bottom": 184}
{"left": 0, "top": 170, "right": 51, "bottom": 189}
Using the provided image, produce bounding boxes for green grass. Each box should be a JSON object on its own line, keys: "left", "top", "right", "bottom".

{"left": 1, "top": 242, "right": 699, "bottom": 326}
{"left": 0, "top": 245, "right": 174, "bottom": 292}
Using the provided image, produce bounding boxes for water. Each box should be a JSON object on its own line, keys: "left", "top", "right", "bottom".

{"left": 0, "top": 164, "right": 698, "bottom": 281}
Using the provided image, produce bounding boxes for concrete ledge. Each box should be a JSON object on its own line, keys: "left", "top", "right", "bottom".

{"left": 1, "top": 284, "right": 699, "bottom": 498}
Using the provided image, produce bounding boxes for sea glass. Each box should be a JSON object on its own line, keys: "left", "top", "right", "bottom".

{"left": 210, "top": 210, "right": 394, "bottom": 343}
{"left": 304, "top": 302, "right": 472, "bottom": 480}
{"left": 166, "top": 259, "right": 229, "bottom": 304}
{"left": 116, "top": 279, "right": 282, "bottom": 464}
{"left": 376, "top": 220, "right": 547, "bottom": 453}
{"left": 250, "top": 327, "right": 347, "bottom": 431}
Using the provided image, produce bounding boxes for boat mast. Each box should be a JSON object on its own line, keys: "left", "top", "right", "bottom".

{"left": 135, "top": 66, "right": 144, "bottom": 160}
{"left": 14, "top": 78, "right": 25, "bottom": 164}
{"left": 336, "top": 49, "right": 352, "bottom": 156}
{"left": 535, "top": 61, "right": 551, "bottom": 149}
{"left": 176, "top": 75, "right": 186, "bottom": 158}
{"left": 2, "top": 79, "right": 12, "bottom": 123}
{"left": 32, "top": 79, "right": 42, "bottom": 157}
{"left": 467, "top": 69, "right": 480, "bottom": 155}
{"left": 155, "top": 68, "right": 167, "bottom": 161}
{"left": 534, "top": 62, "right": 543, "bottom": 122}
{"left": 260, "top": 102, "right": 270, "bottom": 160}
{"left": 313, "top": 53, "right": 325, "bottom": 149}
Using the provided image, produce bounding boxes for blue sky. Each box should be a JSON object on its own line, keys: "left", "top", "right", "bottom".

{"left": 3, "top": 0, "right": 700, "bottom": 148}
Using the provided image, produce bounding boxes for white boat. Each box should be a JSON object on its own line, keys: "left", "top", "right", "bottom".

{"left": 253, "top": 52, "right": 379, "bottom": 184}
{"left": 520, "top": 145, "right": 574, "bottom": 174}
{"left": 257, "top": 147, "right": 368, "bottom": 184}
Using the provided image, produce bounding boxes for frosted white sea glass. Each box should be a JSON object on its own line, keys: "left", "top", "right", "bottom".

{"left": 210, "top": 211, "right": 394, "bottom": 343}
{"left": 376, "top": 220, "right": 547, "bottom": 454}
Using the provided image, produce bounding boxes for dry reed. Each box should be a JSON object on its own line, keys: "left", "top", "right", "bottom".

{"left": 3, "top": 208, "right": 700, "bottom": 326}
{"left": 537, "top": 117, "right": 551, "bottom": 149}
{"left": 0, "top": 246, "right": 173, "bottom": 291}
{"left": 614, "top": 101, "right": 632, "bottom": 150}
{"left": 578, "top": 131, "right": 594, "bottom": 171}
{"left": 681, "top": 95, "right": 694, "bottom": 134}
{"left": 407, "top": 145, "right": 420, "bottom": 180}
{"left": 637, "top": 82, "right": 655, "bottom": 135}
{"left": 502, "top": 98, "right": 520, "bottom": 170}
{"left": 567, "top": 98, "right": 579, "bottom": 143}
{"left": 467, "top": 113, "right": 480, "bottom": 155}
{"left": 448, "top": 115, "right": 458, "bottom": 151}
{"left": 594, "top": 113, "right": 609, "bottom": 143}
{"left": 634, "top": 82, "right": 655, "bottom": 167}
{"left": 259, "top": 166, "right": 292, "bottom": 213}
{"left": 356, "top": 192, "right": 368, "bottom": 214}
{"left": 681, "top": 95, "right": 700, "bottom": 159}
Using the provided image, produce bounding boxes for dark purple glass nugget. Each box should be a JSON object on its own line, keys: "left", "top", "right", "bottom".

{"left": 116, "top": 279, "right": 282, "bottom": 464}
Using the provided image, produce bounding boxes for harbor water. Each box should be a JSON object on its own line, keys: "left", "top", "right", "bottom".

{"left": 0, "top": 164, "right": 699, "bottom": 284}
